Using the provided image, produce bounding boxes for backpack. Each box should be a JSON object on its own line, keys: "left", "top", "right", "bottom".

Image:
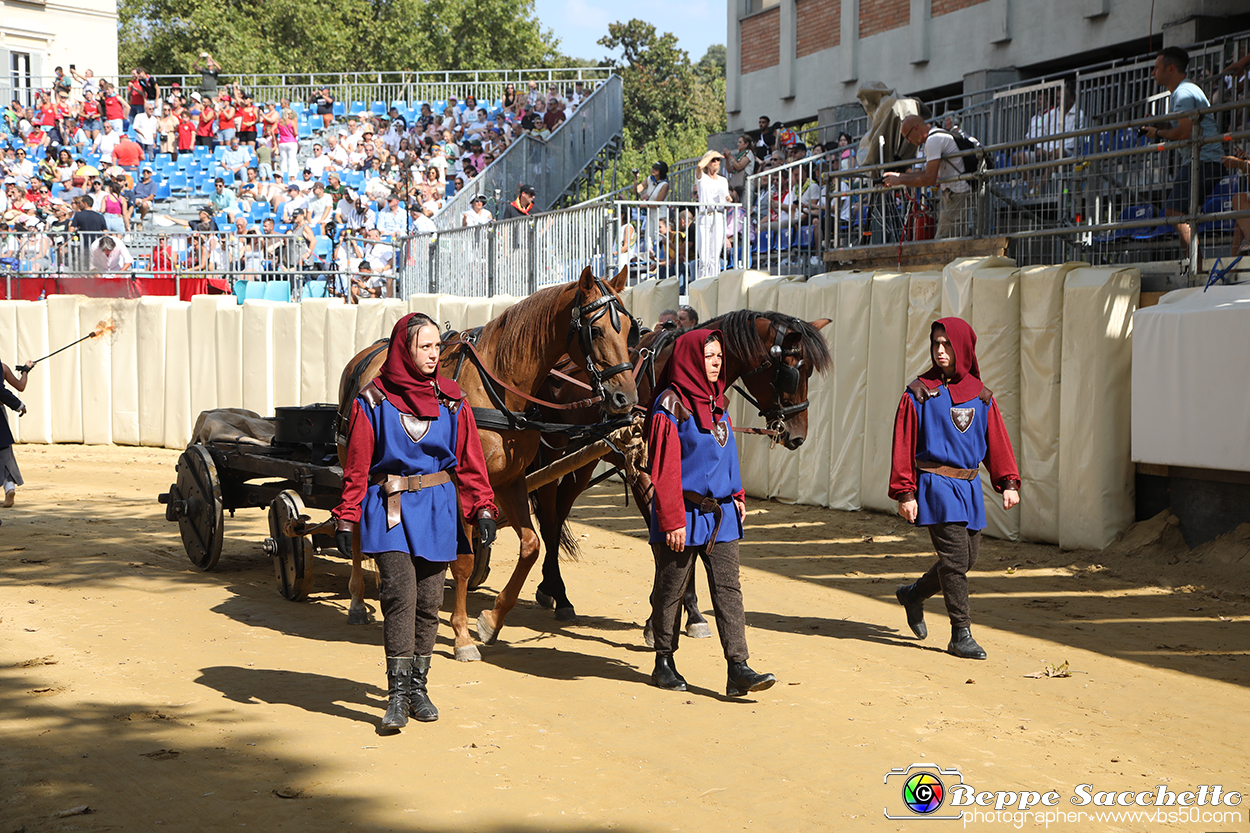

{"left": 929, "top": 128, "right": 994, "bottom": 176}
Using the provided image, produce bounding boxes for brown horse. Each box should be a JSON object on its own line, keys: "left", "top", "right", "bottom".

{"left": 336, "top": 266, "right": 639, "bottom": 659}
{"left": 530, "top": 310, "right": 832, "bottom": 621}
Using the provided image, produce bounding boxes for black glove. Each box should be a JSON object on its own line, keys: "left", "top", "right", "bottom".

{"left": 335, "top": 529, "right": 353, "bottom": 558}
{"left": 15, "top": 364, "right": 32, "bottom": 374}
{"left": 477, "top": 517, "right": 497, "bottom": 549}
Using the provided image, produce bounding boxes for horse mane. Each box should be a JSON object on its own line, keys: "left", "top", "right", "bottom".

{"left": 703, "top": 309, "right": 831, "bottom": 373}
{"left": 484, "top": 282, "right": 571, "bottom": 371}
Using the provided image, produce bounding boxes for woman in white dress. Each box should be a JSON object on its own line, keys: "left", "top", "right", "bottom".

{"left": 694, "top": 150, "right": 730, "bottom": 280}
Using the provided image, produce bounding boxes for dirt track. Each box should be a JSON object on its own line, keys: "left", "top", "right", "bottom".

{"left": 2, "top": 445, "right": 1248, "bottom": 833}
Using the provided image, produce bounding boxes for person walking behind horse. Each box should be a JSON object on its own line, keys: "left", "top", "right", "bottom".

{"left": 1, "top": 359, "right": 32, "bottom": 507}
{"left": 646, "top": 329, "right": 776, "bottom": 697}
{"left": 333, "top": 313, "right": 497, "bottom": 732}
{"left": 890, "top": 318, "right": 1020, "bottom": 660}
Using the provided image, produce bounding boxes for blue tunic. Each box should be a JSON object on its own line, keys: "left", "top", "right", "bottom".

{"left": 648, "top": 405, "right": 744, "bottom": 547}
{"left": 357, "top": 395, "right": 461, "bottom": 561}
{"left": 912, "top": 385, "right": 988, "bottom": 530}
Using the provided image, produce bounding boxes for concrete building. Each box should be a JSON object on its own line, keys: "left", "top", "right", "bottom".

{"left": 725, "top": 0, "right": 1250, "bottom": 134}
{"left": 2, "top": 0, "right": 119, "bottom": 104}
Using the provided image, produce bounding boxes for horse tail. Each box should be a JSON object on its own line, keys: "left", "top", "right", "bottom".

{"left": 528, "top": 491, "right": 582, "bottom": 562}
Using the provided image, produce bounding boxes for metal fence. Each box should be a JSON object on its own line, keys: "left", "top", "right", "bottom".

{"left": 1, "top": 68, "right": 613, "bottom": 115}
{"left": 436, "top": 75, "right": 624, "bottom": 226}
{"left": 735, "top": 96, "right": 1250, "bottom": 280}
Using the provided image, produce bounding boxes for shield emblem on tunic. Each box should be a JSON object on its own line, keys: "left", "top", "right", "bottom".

{"left": 713, "top": 420, "right": 729, "bottom": 447}
{"left": 950, "top": 407, "right": 974, "bottom": 434}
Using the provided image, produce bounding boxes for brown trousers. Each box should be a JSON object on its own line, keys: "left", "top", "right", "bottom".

{"left": 650, "top": 539, "right": 749, "bottom": 661}
{"left": 374, "top": 551, "right": 447, "bottom": 657}
{"left": 914, "top": 523, "right": 981, "bottom": 628}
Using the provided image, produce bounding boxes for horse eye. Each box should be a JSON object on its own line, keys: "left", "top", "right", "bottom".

{"left": 591, "top": 326, "right": 603, "bottom": 340}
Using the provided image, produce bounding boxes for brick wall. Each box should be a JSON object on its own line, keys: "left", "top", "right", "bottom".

{"left": 858, "top": 0, "right": 909, "bottom": 38}
{"left": 796, "top": 0, "right": 840, "bottom": 57}
{"left": 741, "top": 7, "right": 781, "bottom": 74}
{"left": 933, "top": 0, "right": 987, "bottom": 15}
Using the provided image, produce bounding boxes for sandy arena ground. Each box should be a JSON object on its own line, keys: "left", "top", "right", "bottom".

{"left": 2, "top": 444, "right": 1248, "bottom": 833}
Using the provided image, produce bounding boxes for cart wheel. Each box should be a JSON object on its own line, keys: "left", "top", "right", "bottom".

{"left": 269, "top": 490, "right": 314, "bottom": 602}
{"left": 175, "top": 445, "right": 224, "bottom": 571}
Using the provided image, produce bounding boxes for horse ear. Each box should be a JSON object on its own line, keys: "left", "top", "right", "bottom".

{"left": 607, "top": 265, "right": 628, "bottom": 294}
{"left": 809, "top": 318, "right": 832, "bottom": 331}
{"left": 577, "top": 265, "right": 595, "bottom": 292}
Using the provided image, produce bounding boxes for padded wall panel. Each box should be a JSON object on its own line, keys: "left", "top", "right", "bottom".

{"left": 686, "top": 276, "right": 719, "bottom": 321}
{"left": 108, "top": 299, "right": 141, "bottom": 445}
{"left": 860, "top": 272, "right": 910, "bottom": 513}
{"left": 162, "top": 302, "right": 193, "bottom": 449}
{"left": 905, "top": 272, "right": 943, "bottom": 379}
{"left": 214, "top": 304, "right": 244, "bottom": 409}
{"left": 380, "top": 299, "right": 407, "bottom": 337}
{"left": 1058, "top": 267, "right": 1139, "bottom": 550}
{"left": 716, "top": 269, "right": 768, "bottom": 317}
{"left": 13, "top": 301, "right": 50, "bottom": 444}
{"left": 78, "top": 298, "right": 115, "bottom": 445}
{"left": 354, "top": 299, "right": 388, "bottom": 353}
{"left": 970, "top": 266, "right": 1021, "bottom": 541}
{"left": 46, "top": 295, "right": 83, "bottom": 443}
{"left": 739, "top": 277, "right": 791, "bottom": 498}
{"left": 827, "top": 273, "right": 872, "bottom": 511}
{"left": 792, "top": 273, "right": 841, "bottom": 507}
{"left": 769, "top": 279, "right": 830, "bottom": 504}
{"left": 298, "top": 299, "right": 334, "bottom": 405}
{"left": 323, "top": 303, "right": 359, "bottom": 405}
{"left": 189, "top": 296, "right": 222, "bottom": 422}
{"left": 439, "top": 296, "right": 473, "bottom": 333}
{"left": 407, "top": 293, "right": 442, "bottom": 325}
{"left": 241, "top": 302, "right": 276, "bottom": 417}
{"left": 461, "top": 296, "right": 495, "bottom": 330}
{"left": 1019, "top": 263, "right": 1081, "bottom": 543}
{"left": 271, "top": 303, "right": 301, "bottom": 408}
{"left": 490, "top": 295, "right": 519, "bottom": 320}
{"left": 0, "top": 304, "right": 21, "bottom": 444}
{"left": 137, "top": 298, "right": 170, "bottom": 446}
{"left": 941, "top": 256, "right": 1014, "bottom": 320}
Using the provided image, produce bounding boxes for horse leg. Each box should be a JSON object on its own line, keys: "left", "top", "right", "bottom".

{"left": 476, "top": 482, "right": 540, "bottom": 645}
{"left": 449, "top": 546, "right": 480, "bottom": 661}
{"left": 347, "top": 525, "right": 372, "bottom": 625}
{"left": 533, "top": 479, "right": 571, "bottom": 617}
{"left": 683, "top": 551, "right": 712, "bottom": 638}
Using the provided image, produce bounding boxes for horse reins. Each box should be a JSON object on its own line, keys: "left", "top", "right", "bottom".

{"left": 731, "top": 319, "right": 811, "bottom": 441}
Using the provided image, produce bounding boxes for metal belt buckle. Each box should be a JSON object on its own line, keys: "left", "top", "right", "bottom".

{"left": 413, "top": 474, "right": 423, "bottom": 491}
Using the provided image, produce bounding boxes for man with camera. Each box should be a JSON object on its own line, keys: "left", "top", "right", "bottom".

{"left": 1141, "top": 47, "right": 1223, "bottom": 252}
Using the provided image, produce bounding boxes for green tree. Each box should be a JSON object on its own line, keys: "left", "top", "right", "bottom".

{"left": 597, "top": 19, "right": 696, "bottom": 141}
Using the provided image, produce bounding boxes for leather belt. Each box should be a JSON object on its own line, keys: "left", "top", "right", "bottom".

{"left": 683, "top": 490, "right": 725, "bottom": 548}
{"left": 915, "top": 458, "right": 980, "bottom": 481}
{"left": 371, "top": 470, "right": 453, "bottom": 529}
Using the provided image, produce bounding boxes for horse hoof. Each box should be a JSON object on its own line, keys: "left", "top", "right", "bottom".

{"left": 476, "top": 612, "right": 499, "bottom": 645}
{"left": 347, "top": 606, "right": 372, "bottom": 626}
{"left": 643, "top": 622, "right": 655, "bottom": 648}
{"left": 454, "top": 644, "right": 482, "bottom": 662}
{"left": 686, "top": 621, "right": 712, "bottom": 639}
{"left": 535, "top": 588, "right": 555, "bottom": 609}
{"left": 554, "top": 606, "right": 577, "bottom": 622}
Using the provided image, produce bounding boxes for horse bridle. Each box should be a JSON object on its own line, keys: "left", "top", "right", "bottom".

{"left": 568, "top": 277, "right": 638, "bottom": 402}
{"left": 732, "top": 320, "right": 809, "bottom": 435}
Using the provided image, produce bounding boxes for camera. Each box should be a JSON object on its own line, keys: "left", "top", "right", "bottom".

{"left": 632, "top": 168, "right": 639, "bottom": 175}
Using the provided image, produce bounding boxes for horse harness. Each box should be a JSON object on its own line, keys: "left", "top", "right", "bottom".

{"left": 731, "top": 318, "right": 810, "bottom": 438}
{"left": 568, "top": 276, "right": 638, "bottom": 398}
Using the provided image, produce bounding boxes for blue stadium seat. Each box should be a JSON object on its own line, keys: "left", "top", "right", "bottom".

{"left": 313, "top": 235, "right": 333, "bottom": 266}
{"left": 370, "top": 101, "right": 387, "bottom": 115}
{"left": 250, "top": 202, "right": 271, "bottom": 221}
{"left": 169, "top": 172, "right": 189, "bottom": 194}
{"left": 303, "top": 280, "right": 328, "bottom": 299}
{"left": 390, "top": 100, "right": 407, "bottom": 111}
{"left": 333, "top": 102, "right": 346, "bottom": 117}
{"left": 233, "top": 281, "right": 249, "bottom": 303}
{"left": 350, "top": 100, "right": 367, "bottom": 114}
{"left": 244, "top": 281, "right": 268, "bottom": 302}
{"left": 1093, "top": 205, "right": 1153, "bottom": 243}
{"left": 1197, "top": 194, "right": 1235, "bottom": 233}
{"left": 263, "top": 280, "right": 291, "bottom": 302}
{"left": 156, "top": 182, "right": 172, "bottom": 200}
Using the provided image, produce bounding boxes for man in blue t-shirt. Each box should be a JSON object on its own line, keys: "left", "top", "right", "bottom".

{"left": 1142, "top": 46, "right": 1223, "bottom": 249}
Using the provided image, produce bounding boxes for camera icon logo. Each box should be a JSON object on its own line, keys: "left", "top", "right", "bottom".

{"left": 884, "top": 763, "right": 966, "bottom": 821}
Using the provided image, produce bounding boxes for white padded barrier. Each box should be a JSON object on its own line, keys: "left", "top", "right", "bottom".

{"left": 162, "top": 301, "right": 193, "bottom": 450}
{"left": 791, "top": 272, "right": 842, "bottom": 507}
{"left": 47, "top": 295, "right": 83, "bottom": 443}
{"left": 407, "top": 293, "right": 442, "bottom": 326}
{"left": 0, "top": 303, "right": 19, "bottom": 442}
{"left": 860, "top": 271, "right": 911, "bottom": 513}
{"left": 298, "top": 299, "right": 335, "bottom": 405}
{"left": 827, "top": 272, "right": 872, "bottom": 511}
{"left": 109, "top": 299, "right": 141, "bottom": 446}
{"left": 189, "top": 296, "right": 229, "bottom": 423}
{"left": 905, "top": 271, "right": 943, "bottom": 378}
{"left": 686, "top": 276, "right": 719, "bottom": 322}
{"left": 439, "top": 295, "right": 473, "bottom": 333}
{"left": 13, "top": 301, "right": 51, "bottom": 444}
{"left": 136, "top": 297, "right": 170, "bottom": 446}
{"left": 272, "top": 302, "right": 301, "bottom": 408}
{"left": 1058, "top": 267, "right": 1139, "bottom": 550}
{"left": 354, "top": 299, "right": 389, "bottom": 354}
{"left": 380, "top": 299, "right": 407, "bottom": 338}
{"left": 971, "top": 265, "right": 1022, "bottom": 541}
{"left": 241, "top": 302, "right": 276, "bottom": 417}
{"left": 769, "top": 278, "right": 829, "bottom": 505}
{"left": 323, "top": 303, "right": 359, "bottom": 405}
{"left": 215, "top": 303, "right": 244, "bottom": 409}
{"left": 78, "top": 297, "right": 116, "bottom": 445}
{"left": 716, "top": 269, "right": 767, "bottom": 319}
{"left": 1019, "top": 263, "right": 1082, "bottom": 543}
{"left": 941, "top": 255, "right": 1015, "bottom": 319}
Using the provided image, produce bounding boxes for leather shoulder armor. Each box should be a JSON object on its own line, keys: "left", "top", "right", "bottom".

{"left": 906, "top": 379, "right": 937, "bottom": 403}
{"left": 977, "top": 386, "right": 994, "bottom": 405}
{"left": 656, "top": 390, "right": 692, "bottom": 422}
{"left": 359, "top": 382, "right": 385, "bottom": 408}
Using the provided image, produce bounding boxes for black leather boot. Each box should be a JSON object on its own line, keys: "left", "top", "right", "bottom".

{"left": 652, "top": 654, "right": 687, "bottom": 691}
{"left": 727, "top": 661, "right": 776, "bottom": 697}
{"left": 948, "top": 627, "right": 987, "bottom": 660}
{"left": 896, "top": 583, "right": 928, "bottom": 639}
{"left": 409, "top": 655, "right": 439, "bottom": 722}
{"left": 382, "top": 656, "right": 414, "bottom": 730}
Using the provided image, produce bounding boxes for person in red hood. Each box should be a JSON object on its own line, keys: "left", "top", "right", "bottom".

{"left": 889, "top": 317, "right": 1020, "bottom": 660}
{"left": 333, "top": 313, "right": 496, "bottom": 732}
{"left": 644, "top": 328, "right": 776, "bottom": 697}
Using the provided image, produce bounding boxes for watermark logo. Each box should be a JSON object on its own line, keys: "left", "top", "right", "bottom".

{"left": 885, "top": 764, "right": 965, "bottom": 821}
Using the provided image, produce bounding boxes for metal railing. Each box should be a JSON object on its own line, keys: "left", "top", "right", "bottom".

{"left": 436, "top": 75, "right": 624, "bottom": 226}
{"left": 0, "top": 68, "right": 613, "bottom": 114}
{"left": 734, "top": 97, "right": 1250, "bottom": 280}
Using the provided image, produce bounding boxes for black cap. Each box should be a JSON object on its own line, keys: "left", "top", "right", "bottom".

{"left": 518, "top": 183, "right": 536, "bottom": 196}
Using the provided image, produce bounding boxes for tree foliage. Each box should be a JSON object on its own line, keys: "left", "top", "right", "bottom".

{"left": 118, "top": 0, "right": 560, "bottom": 76}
